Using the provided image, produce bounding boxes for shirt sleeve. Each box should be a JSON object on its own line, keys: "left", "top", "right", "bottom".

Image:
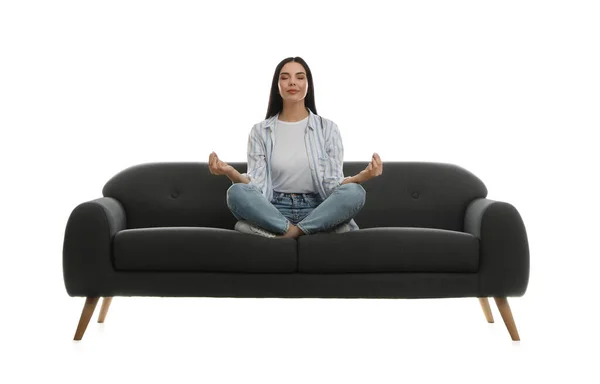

{"left": 237, "top": 125, "right": 268, "bottom": 194}
{"left": 322, "top": 121, "right": 346, "bottom": 196}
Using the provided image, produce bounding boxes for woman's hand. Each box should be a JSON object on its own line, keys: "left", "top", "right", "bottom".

{"left": 208, "top": 151, "right": 234, "bottom": 176}
{"left": 358, "top": 153, "right": 383, "bottom": 182}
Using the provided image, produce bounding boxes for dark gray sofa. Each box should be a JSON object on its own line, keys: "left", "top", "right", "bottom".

{"left": 62, "top": 161, "right": 530, "bottom": 341}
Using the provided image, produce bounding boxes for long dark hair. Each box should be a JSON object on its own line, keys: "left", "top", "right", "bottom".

{"left": 265, "top": 57, "right": 318, "bottom": 119}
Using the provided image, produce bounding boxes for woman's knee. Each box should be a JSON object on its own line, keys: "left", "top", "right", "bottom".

{"left": 227, "top": 183, "right": 253, "bottom": 206}
{"left": 342, "top": 182, "right": 366, "bottom": 201}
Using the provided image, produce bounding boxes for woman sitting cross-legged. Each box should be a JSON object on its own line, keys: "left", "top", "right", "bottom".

{"left": 208, "top": 56, "right": 383, "bottom": 239}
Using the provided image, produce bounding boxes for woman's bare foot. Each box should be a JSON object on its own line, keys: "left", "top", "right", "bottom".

{"left": 275, "top": 223, "right": 306, "bottom": 239}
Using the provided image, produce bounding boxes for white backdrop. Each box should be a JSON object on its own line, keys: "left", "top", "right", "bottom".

{"left": 1, "top": 0, "right": 599, "bottom": 383}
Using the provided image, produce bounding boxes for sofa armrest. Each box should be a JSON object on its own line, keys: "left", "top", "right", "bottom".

{"left": 464, "top": 198, "right": 530, "bottom": 297}
{"left": 62, "top": 197, "right": 126, "bottom": 297}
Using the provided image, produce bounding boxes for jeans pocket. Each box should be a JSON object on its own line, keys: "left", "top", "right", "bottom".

{"left": 305, "top": 196, "right": 323, "bottom": 207}
{"left": 271, "top": 194, "right": 283, "bottom": 204}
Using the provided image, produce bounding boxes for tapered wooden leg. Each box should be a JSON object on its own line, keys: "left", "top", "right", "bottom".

{"left": 493, "top": 297, "right": 521, "bottom": 341}
{"left": 74, "top": 297, "right": 100, "bottom": 341}
{"left": 98, "top": 297, "right": 113, "bottom": 323}
{"left": 478, "top": 297, "right": 494, "bottom": 323}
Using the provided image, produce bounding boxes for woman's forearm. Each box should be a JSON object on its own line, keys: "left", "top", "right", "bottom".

{"left": 226, "top": 168, "right": 250, "bottom": 184}
{"left": 341, "top": 174, "right": 366, "bottom": 185}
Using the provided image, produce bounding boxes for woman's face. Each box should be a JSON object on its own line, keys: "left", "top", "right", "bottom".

{"left": 278, "top": 61, "right": 308, "bottom": 101}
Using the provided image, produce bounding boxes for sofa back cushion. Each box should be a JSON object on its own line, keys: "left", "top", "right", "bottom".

{"left": 102, "top": 161, "right": 486, "bottom": 231}
{"left": 345, "top": 161, "right": 487, "bottom": 231}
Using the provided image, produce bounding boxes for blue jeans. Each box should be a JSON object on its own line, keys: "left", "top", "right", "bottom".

{"left": 226, "top": 182, "right": 366, "bottom": 235}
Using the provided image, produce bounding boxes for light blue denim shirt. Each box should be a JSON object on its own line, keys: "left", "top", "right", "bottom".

{"left": 236, "top": 107, "right": 359, "bottom": 231}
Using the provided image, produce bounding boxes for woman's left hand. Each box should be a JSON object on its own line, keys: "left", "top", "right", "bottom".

{"left": 358, "top": 152, "right": 383, "bottom": 182}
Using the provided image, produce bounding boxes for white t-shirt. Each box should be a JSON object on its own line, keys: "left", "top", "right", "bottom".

{"left": 270, "top": 116, "right": 318, "bottom": 194}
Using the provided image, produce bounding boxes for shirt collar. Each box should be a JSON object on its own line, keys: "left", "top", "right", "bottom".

{"left": 265, "top": 107, "right": 318, "bottom": 131}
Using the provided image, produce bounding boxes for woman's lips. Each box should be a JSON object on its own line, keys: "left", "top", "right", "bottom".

{"left": 288, "top": 90, "right": 298, "bottom": 93}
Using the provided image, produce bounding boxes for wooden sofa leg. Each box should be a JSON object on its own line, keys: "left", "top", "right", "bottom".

{"left": 74, "top": 297, "right": 100, "bottom": 341}
{"left": 98, "top": 297, "right": 113, "bottom": 323}
{"left": 493, "top": 297, "right": 521, "bottom": 341}
{"left": 478, "top": 297, "right": 494, "bottom": 323}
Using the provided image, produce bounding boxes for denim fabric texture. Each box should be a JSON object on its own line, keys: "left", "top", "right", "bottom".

{"left": 226, "top": 182, "right": 366, "bottom": 235}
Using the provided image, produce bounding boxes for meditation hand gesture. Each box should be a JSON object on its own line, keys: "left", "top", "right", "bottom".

{"left": 208, "top": 151, "right": 234, "bottom": 176}
{"left": 358, "top": 153, "right": 383, "bottom": 182}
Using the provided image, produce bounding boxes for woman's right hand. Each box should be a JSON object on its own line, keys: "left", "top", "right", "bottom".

{"left": 208, "top": 151, "right": 234, "bottom": 176}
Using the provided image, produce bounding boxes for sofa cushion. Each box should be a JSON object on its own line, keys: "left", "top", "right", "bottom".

{"left": 113, "top": 227, "right": 297, "bottom": 273}
{"left": 297, "top": 228, "right": 479, "bottom": 273}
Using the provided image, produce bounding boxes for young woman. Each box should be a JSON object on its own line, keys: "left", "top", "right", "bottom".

{"left": 208, "top": 56, "right": 383, "bottom": 239}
